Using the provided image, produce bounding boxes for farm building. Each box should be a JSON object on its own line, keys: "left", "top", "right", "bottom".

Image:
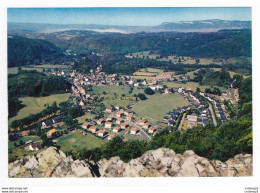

{"left": 116, "top": 118, "right": 124, "bottom": 125}
{"left": 21, "top": 130, "right": 30, "bottom": 136}
{"left": 97, "top": 118, "right": 105, "bottom": 125}
{"left": 47, "top": 129, "right": 57, "bottom": 137}
{"left": 89, "top": 126, "right": 98, "bottom": 133}
{"left": 28, "top": 142, "right": 42, "bottom": 151}
{"left": 97, "top": 130, "right": 107, "bottom": 137}
{"left": 112, "top": 126, "right": 121, "bottom": 133}
{"left": 108, "top": 134, "right": 115, "bottom": 140}
{"left": 82, "top": 122, "right": 91, "bottom": 129}
{"left": 143, "top": 123, "right": 150, "bottom": 129}
{"left": 121, "top": 123, "right": 128, "bottom": 129}
{"left": 116, "top": 112, "right": 123, "bottom": 118}
{"left": 130, "top": 128, "right": 139, "bottom": 135}
{"left": 105, "top": 122, "right": 113, "bottom": 129}
{"left": 148, "top": 127, "right": 156, "bottom": 134}
{"left": 138, "top": 119, "right": 146, "bottom": 126}
{"left": 106, "top": 107, "right": 113, "bottom": 113}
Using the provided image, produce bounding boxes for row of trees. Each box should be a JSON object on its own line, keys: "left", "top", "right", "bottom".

{"left": 205, "top": 87, "right": 222, "bottom": 96}
{"left": 11, "top": 102, "right": 59, "bottom": 129}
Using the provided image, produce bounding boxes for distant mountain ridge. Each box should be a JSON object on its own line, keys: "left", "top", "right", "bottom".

{"left": 8, "top": 19, "right": 251, "bottom": 34}
{"left": 154, "top": 19, "right": 251, "bottom": 32}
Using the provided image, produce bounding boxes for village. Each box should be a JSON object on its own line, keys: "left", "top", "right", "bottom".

{"left": 49, "top": 65, "right": 237, "bottom": 138}
{"left": 9, "top": 64, "right": 239, "bottom": 155}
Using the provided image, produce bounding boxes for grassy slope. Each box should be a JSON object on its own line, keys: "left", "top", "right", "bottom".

{"left": 9, "top": 93, "right": 70, "bottom": 125}
{"left": 57, "top": 130, "right": 104, "bottom": 152}
{"left": 76, "top": 113, "right": 96, "bottom": 123}
{"left": 8, "top": 65, "right": 69, "bottom": 74}
{"left": 132, "top": 93, "right": 189, "bottom": 122}
{"left": 8, "top": 135, "right": 41, "bottom": 150}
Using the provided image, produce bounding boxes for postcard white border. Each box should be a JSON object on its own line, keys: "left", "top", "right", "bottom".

{"left": 0, "top": 0, "right": 259, "bottom": 193}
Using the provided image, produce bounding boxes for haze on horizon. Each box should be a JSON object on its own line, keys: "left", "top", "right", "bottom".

{"left": 8, "top": 7, "right": 251, "bottom": 26}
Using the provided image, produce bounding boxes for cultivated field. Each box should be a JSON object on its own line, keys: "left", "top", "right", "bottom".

{"left": 126, "top": 51, "right": 222, "bottom": 65}
{"left": 162, "top": 81, "right": 227, "bottom": 92}
{"left": 56, "top": 130, "right": 104, "bottom": 152}
{"left": 9, "top": 93, "right": 70, "bottom": 125}
{"left": 8, "top": 64, "right": 70, "bottom": 74}
{"left": 132, "top": 93, "right": 189, "bottom": 122}
{"left": 139, "top": 68, "right": 163, "bottom": 73}
{"left": 133, "top": 72, "right": 157, "bottom": 76}
{"left": 131, "top": 75, "right": 155, "bottom": 81}
{"left": 92, "top": 86, "right": 143, "bottom": 108}
{"left": 223, "top": 56, "right": 251, "bottom": 65}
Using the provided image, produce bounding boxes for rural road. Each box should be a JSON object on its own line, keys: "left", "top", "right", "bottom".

{"left": 128, "top": 122, "right": 151, "bottom": 142}
{"left": 178, "top": 113, "right": 186, "bottom": 130}
{"left": 130, "top": 100, "right": 141, "bottom": 109}
{"left": 208, "top": 103, "right": 217, "bottom": 127}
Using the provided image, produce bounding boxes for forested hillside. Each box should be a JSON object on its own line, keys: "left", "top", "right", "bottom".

{"left": 8, "top": 36, "right": 65, "bottom": 67}
{"left": 27, "top": 29, "right": 251, "bottom": 58}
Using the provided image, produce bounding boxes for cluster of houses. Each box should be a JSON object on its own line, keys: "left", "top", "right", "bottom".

{"left": 201, "top": 93, "right": 227, "bottom": 123}
{"left": 81, "top": 104, "right": 157, "bottom": 140}
{"left": 71, "top": 83, "right": 99, "bottom": 111}
{"left": 41, "top": 116, "right": 63, "bottom": 129}
{"left": 167, "top": 106, "right": 189, "bottom": 128}
{"left": 178, "top": 87, "right": 205, "bottom": 108}
{"left": 167, "top": 87, "right": 211, "bottom": 130}
{"left": 81, "top": 106, "right": 139, "bottom": 140}
{"left": 68, "top": 66, "right": 122, "bottom": 88}
{"left": 197, "top": 109, "right": 209, "bottom": 126}
{"left": 138, "top": 119, "right": 157, "bottom": 135}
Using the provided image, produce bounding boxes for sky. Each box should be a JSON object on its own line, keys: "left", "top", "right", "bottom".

{"left": 8, "top": 7, "right": 251, "bottom": 26}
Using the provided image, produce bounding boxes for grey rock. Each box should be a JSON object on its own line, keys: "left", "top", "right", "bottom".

{"left": 8, "top": 147, "right": 253, "bottom": 178}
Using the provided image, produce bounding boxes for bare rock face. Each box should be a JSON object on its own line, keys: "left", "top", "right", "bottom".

{"left": 8, "top": 147, "right": 253, "bottom": 178}
{"left": 8, "top": 147, "right": 93, "bottom": 178}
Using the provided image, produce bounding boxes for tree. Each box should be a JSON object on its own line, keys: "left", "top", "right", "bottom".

{"left": 18, "top": 66, "right": 22, "bottom": 73}
{"left": 196, "top": 87, "right": 201, "bottom": 92}
{"left": 68, "top": 106, "right": 82, "bottom": 118}
{"left": 144, "top": 87, "right": 155, "bottom": 95}
{"left": 137, "top": 93, "right": 147, "bottom": 100}
{"left": 195, "top": 58, "right": 200, "bottom": 64}
{"left": 169, "top": 88, "right": 175, "bottom": 93}
{"left": 19, "top": 140, "right": 24, "bottom": 146}
{"left": 64, "top": 116, "right": 78, "bottom": 127}
{"left": 212, "top": 87, "right": 222, "bottom": 96}
{"left": 41, "top": 134, "right": 51, "bottom": 147}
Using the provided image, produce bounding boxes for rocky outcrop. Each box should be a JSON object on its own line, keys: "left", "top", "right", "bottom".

{"left": 8, "top": 147, "right": 253, "bottom": 178}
